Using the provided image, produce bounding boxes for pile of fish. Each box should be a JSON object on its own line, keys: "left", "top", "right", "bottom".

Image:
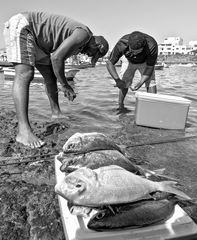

{"left": 55, "top": 132, "right": 191, "bottom": 231}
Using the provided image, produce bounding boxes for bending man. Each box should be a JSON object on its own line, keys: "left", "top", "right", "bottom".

{"left": 3, "top": 11, "right": 109, "bottom": 148}
{"left": 106, "top": 31, "right": 158, "bottom": 110}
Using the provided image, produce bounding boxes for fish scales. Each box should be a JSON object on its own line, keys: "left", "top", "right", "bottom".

{"left": 55, "top": 165, "right": 190, "bottom": 207}
{"left": 60, "top": 150, "right": 141, "bottom": 174}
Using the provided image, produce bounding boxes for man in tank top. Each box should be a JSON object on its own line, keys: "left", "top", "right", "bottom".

{"left": 106, "top": 31, "right": 158, "bottom": 111}
{"left": 3, "top": 12, "right": 109, "bottom": 148}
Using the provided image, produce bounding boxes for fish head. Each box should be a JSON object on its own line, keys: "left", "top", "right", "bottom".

{"left": 62, "top": 132, "right": 106, "bottom": 153}
{"left": 88, "top": 209, "right": 112, "bottom": 230}
{"left": 60, "top": 154, "right": 84, "bottom": 173}
{"left": 55, "top": 152, "right": 64, "bottom": 162}
{"left": 55, "top": 167, "right": 98, "bottom": 202}
{"left": 63, "top": 132, "right": 83, "bottom": 153}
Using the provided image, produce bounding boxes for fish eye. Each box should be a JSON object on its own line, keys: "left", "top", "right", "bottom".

{"left": 67, "top": 143, "right": 74, "bottom": 149}
{"left": 75, "top": 183, "right": 82, "bottom": 188}
{"left": 96, "top": 211, "right": 106, "bottom": 220}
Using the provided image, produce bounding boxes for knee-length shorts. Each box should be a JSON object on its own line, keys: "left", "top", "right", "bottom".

{"left": 119, "top": 56, "right": 156, "bottom": 88}
{"left": 3, "top": 13, "right": 50, "bottom": 66}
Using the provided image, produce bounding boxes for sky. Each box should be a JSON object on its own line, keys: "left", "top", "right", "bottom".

{"left": 1, "top": 0, "right": 197, "bottom": 50}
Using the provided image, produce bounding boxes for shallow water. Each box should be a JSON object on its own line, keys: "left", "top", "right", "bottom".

{"left": 1, "top": 64, "right": 197, "bottom": 138}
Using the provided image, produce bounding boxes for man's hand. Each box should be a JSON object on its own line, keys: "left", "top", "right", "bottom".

{"left": 59, "top": 84, "right": 76, "bottom": 101}
{"left": 115, "top": 79, "right": 126, "bottom": 89}
{"left": 130, "top": 85, "right": 140, "bottom": 91}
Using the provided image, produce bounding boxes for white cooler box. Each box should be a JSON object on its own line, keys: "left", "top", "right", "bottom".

{"left": 135, "top": 92, "right": 191, "bottom": 129}
{"left": 55, "top": 159, "right": 197, "bottom": 240}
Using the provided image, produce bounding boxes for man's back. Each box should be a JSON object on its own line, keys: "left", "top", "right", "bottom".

{"left": 24, "top": 11, "right": 92, "bottom": 54}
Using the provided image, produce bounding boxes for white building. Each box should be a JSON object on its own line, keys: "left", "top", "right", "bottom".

{"left": 158, "top": 37, "right": 197, "bottom": 55}
{"left": 188, "top": 41, "right": 197, "bottom": 48}
{"left": 163, "top": 37, "right": 183, "bottom": 46}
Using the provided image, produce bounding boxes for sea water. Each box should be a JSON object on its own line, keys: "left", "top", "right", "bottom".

{"left": 0, "top": 64, "right": 197, "bottom": 137}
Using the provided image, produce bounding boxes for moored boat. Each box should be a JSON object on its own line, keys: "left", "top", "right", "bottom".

{"left": 155, "top": 63, "right": 164, "bottom": 70}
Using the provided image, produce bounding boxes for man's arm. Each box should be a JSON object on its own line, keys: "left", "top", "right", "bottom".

{"left": 106, "top": 60, "right": 126, "bottom": 89}
{"left": 51, "top": 28, "right": 90, "bottom": 99}
{"left": 131, "top": 65, "right": 154, "bottom": 91}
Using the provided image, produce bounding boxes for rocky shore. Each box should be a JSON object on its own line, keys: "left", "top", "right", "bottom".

{"left": 0, "top": 109, "right": 68, "bottom": 240}
{"left": 1, "top": 108, "right": 197, "bottom": 239}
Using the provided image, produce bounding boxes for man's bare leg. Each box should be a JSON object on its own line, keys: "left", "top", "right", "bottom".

{"left": 36, "top": 64, "right": 69, "bottom": 120}
{"left": 13, "top": 64, "right": 45, "bottom": 148}
{"left": 118, "top": 88, "right": 128, "bottom": 109}
{"left": 147, "top": 85, "right": 157, "bottom": 93}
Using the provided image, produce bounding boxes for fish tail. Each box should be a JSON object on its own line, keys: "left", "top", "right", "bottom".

{"left": 152, "top": 168, "right": 166, "bottom": 175}
{"left": 159, "top": 181, "right": 191, "bottom": 200}
{"left": 136, "top": 166, "right": 179, "bottom": 182}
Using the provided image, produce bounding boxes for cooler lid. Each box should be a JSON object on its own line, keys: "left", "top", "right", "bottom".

{"left": 135, "top": 92, "right": 192, "bottom": 104}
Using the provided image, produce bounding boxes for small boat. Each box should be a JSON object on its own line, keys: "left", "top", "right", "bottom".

{"left": 178, "top": 63, "right": 197, "bottom": 67}
{"left": 54, "top": 157, "right": 197, "bottom": 240}
{"left": 65, "top": 68, "right": 80, "bottom": 80}
{"left": 155, "top": 62, "right": 164, "bottom": 70}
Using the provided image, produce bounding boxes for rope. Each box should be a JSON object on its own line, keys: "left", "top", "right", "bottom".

{"left": 0, "top": 156, "right": 55, "bottom": 167}
{"left": 125, "top": 134, "right": 197, "bottom": 148}
{"left": 0, "top": 134, "right": 197, "bottom": 167}
{"left": 0, "top": 152, "right": 57, "bottom": 167}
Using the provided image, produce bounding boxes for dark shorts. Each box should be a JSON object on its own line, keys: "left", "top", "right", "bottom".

{"left": 119, "top": 56, "right": 156, "bottom": 88}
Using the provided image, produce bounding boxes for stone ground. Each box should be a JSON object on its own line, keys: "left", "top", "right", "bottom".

{"left": 0, "top": 108, "right": 197, "bottom": 240}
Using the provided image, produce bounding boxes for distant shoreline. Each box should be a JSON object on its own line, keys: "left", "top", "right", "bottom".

{"left": 158, "top": 54, "right": 197, "bottom": 64}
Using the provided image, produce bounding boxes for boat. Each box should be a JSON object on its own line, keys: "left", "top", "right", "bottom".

{"left": 178, "top": 63, "right": 197, "bottom": 67}
{"left": 65, "top": 68, "right": 80, "bottom": 80}
{"left": 0, "top": 64, "right": 80, "bottom": 82}
{"left": 155, "top": 62, "right": 164, "bottom": 70}
{"left": 54, "top": 157, "right": 197, "bottom": 240}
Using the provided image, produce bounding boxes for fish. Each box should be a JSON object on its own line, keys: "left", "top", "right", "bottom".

{"left": 87, "top": 199, "right": 177, "bottom": 231}
{"left": 58, "top": 150, "right": 178, "bottom": 182}
{"left": 62, "top": 132, "right": 124, "bottom": 154}
{"left": 59, "top": 150, "right": 143, "bottom": 174}
{"left": 55, "top": 165, "right": 190, "bottom": 207}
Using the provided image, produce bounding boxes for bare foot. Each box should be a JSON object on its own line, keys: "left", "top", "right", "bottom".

{"left": 16, "top": 132, "right": 45, "bottom": 148}
{"left": 116, "top": 106, "right": 131, "bottom": 114}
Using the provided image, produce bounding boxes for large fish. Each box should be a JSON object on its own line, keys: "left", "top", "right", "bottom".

{"left": 55, "top": 165, "right": 190, "bottom": 207}
{"left": 59, "top": 150, "right": 143, "bottom": 174}
{"left": 62, "top": 132, "right": 124, "bottom": 154}
{"left": 58, "top": 150, "right": 177, "bottom": 182}
{"left": 87, "top": 199, "right": 177, "bottom": 231}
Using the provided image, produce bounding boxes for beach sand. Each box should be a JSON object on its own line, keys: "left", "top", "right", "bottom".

{"left": 0, "top": 109, "right": 197, "bottom": 239}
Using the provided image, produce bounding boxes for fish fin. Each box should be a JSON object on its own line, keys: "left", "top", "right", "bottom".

{"left": 178, "top": 198, "right": 197, "bottom": 209}
{"left": 107, "top": 205, "right": 116, "bottom": 215}
{"left": 143, "top": 168, "right": 179, "bottom": 182}
{"left": 152, "top": 168, "right": 166, "bottom": 175}
{"left": 159, "top": 181, "right": 191, "bottom": 200}
{"left": 118, "top": 144, "right": 127, "bottom": 150}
